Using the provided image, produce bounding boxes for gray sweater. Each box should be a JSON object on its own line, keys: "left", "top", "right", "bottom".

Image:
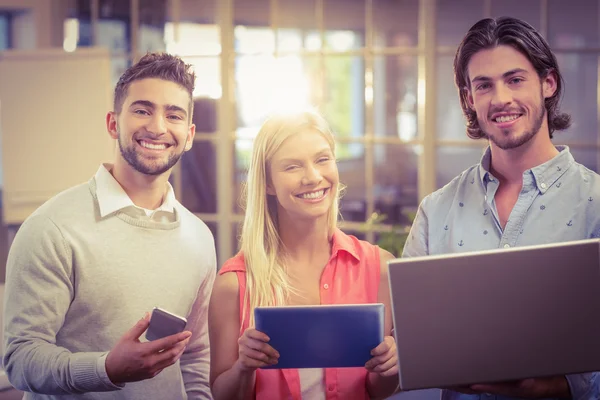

{"left": 3, "top": 178, "right": 216, "bottom": 399}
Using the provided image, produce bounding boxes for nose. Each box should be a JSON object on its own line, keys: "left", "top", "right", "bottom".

{"left": 491, "top": 83, "right": 513, "bottom": 108}
{"left": 147, "top": 114, "right": 167, "bottom": 135}
{"left": 301, "top": 164, "right": 323, "bottom": 186}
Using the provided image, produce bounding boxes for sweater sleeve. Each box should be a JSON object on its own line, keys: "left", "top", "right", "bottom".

{"left": 180, "top": 245, "right": 217, "bottom": 400}
{"left": 3, "top": 214, "right": 122, "bottom": 394}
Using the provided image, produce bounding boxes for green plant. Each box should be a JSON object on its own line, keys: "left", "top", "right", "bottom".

{"left": 352, "top": 211, "right": 416, "bottom": 257}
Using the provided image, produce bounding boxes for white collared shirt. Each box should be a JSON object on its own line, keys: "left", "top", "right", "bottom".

{"left": 94, "top": 163, "right": 177, "bottom": 223}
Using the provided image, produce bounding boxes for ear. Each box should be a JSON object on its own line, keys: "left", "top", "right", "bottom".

{"left": 184, "top": 123, "right": 196, "bottom": 152}
{"left": 106, "top": 112, "right": 119, "bottom": 140}
{"left": 465, "top": 87, "right": 475, "bottom": 110}
{"left": 542, "top": 70, "right": 558, "bottom": 99}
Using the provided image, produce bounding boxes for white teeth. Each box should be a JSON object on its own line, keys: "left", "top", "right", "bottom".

{"left": 300, "top": 190, "right": 325, "bottom": 199}
{"left": 495, "top": 115, "right": 519, "bottom": 123}
{"left": 140, "top": 141, "right": 167, "bottom": 150}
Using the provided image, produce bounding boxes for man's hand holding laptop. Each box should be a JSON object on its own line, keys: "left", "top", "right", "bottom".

{"left": 449, "top": 376, "right": 571, "bottom": 398}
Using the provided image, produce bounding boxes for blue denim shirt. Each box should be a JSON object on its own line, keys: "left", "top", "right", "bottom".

{"left": 402, "top": 145, "right": 600, "bottom": 400}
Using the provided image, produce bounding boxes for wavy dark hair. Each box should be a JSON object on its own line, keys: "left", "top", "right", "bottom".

{"left": 454, "top": 17, "right": 570, "bottom": 139}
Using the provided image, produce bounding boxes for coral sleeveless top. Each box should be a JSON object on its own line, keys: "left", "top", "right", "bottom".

{"left": 219, "top": 228, "right": 381, "bottom": 400}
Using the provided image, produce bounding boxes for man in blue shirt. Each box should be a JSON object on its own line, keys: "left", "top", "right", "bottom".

{"left": 402, "top": 16, "right": 600, "bottom": 400}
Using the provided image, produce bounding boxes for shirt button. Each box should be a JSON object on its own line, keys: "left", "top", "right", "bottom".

{"left": 540, "top": 182, "right": 547, "bottom": 189}
{"left": 503, "top": 244, "right": 510, "bottom": 248}
{"left": 323, "top": 283, "right": 329, "bottom": 289}
{"left": 328, "top": 384, "right": 335, "bottom": 391}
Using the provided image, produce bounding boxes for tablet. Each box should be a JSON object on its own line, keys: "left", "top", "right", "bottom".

{"left": 254, "top": 303, "right": 384, "bottom": 369}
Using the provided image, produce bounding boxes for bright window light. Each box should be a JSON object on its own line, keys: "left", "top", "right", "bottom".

{"left": 165, "top": 23, "right": 222, "bottom": 99}
{"left": 326, "top": 31, "right": 355, "bottom": 51}
{"left": 63, "top": 18, "right": 79, "bottom": 52}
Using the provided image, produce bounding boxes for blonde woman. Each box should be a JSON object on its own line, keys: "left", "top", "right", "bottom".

{"left": 209, "top": 111, "right": 399, "bottom": 399}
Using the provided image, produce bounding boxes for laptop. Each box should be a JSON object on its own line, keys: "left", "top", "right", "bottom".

{"left": 387, "top": 239, "right": 600, "bottom": 390}
{"left": 254, "top": 303, "right": 384, "bottom": 369}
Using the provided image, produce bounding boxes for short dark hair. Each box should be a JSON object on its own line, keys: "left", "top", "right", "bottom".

{"left": 113, "top": 52, "right": 195, "bottom": 118}
{"left": 454, "top": 16, "right": 570, "bottom": 139}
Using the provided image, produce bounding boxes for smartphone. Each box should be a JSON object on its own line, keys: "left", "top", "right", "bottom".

{"left": 145, "top": 307, "right": 188, "bottom": 341}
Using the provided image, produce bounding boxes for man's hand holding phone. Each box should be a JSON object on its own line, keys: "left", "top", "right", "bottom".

{"left": 105, "top": 312, "right": 191, "bottom": 385}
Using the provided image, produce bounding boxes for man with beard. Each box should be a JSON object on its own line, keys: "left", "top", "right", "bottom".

{"left": 3, "top": 53, "right": 216, "bottom": 399}
{"left": 403, "top": 17, "right": 600, "bottom": 400}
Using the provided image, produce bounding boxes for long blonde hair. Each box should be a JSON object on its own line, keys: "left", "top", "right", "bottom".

{"left": 240, "top": 110, "right": 341, "bottom": 327}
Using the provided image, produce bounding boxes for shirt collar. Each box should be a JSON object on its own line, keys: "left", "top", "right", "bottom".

{"left": 94, "top": 163, "right": 176, "bottom": 218}
{"left": 330, "top": 228, "right": 361, "bottom": 261}
{"left": 529, "top": 145, "right": 574, "bottom": 193}
{"left": 478, "top": 145, "right": 574, "bottom": 192}
{"left": 478, "top": 146, "right": 493, "bottom": 186}
{"left": 225, "top": 228, "right": 362, "bottom": 274}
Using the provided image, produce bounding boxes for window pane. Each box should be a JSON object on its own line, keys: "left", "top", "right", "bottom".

{"left": 68, "top": 0, "right": 130, "bottom": 54}
{"left": 556, "top": 54, "right": 598, "bottom": 144}
{"left": 139, "top": 24, "right": 166, "bottom": 53}
{"left": 339, "top": 144, "right": 366, "bottom": 222}
{"left": 234, "top": 138, "right": 253, "bottom": 213}
{"left": 278, "top": 0, "right": 318, "bottom": 30}
{"left": 236, "top": 54, "right": 317, "bottom": 127}
{"left": 183, "top": 56, "right": 222, "bottom": 103}
{"left": 0, "top": 14, "right": 9, "bottom": 50}
{"left": 193, "top": 96, "right": 218, "bottom": 133}
{"left": 320, "top": 55, "right": 366, "bottom": 142}
{"left": 325, "top": 30, "right": 363, "bottom": 52}
{"left": 373, "top": 0, "right": 418, "bottom": 49}
{"left": 205, "top": 221, "right": 219, "bottom": 264}
{"left": 138, "top": 0, "right": 167, "bottom": 53}
{"left": 436, "top": 146, "right": 486, "bottom": 188}
{"left": 375, "top": 228, "right": 409, "bottom": 257}
{"left": 437, "top": 55, "right": 467, "bottom": 141}
{"left": 339, "top": 228, "right": 366, "bottom": 241}
{"left": 436, "top": 0, "right": 484, "bottom": 48}
{"left": 235, "top": 26, "right": 275, "bottom": 54}
{"left": 232, "top": 222, "right": 242, "bottom": 254}
{"left": 110, "top": 56, "right": 131, "bottom": 86}
{"left": 62, "top": 0, "right": 89, "bottom": 51}
{"left": 277, "top": 28, "right": 303, "bottom": 53}
{"left": 235, "top": 0, "right": 270, "bottom": 26}
{"left": 93, "top": 0, "right": 131, "bottom": 54}
{"left": 490, "top": 0, "right": 541, "bottom": 31}
{"left": 180, "top": 140, "right": 217, "bottom": 213}
{"left": 98, "top": 19, "right": 129, "bottom": 54}
{"left": 166, "top": 24, "right": 221, "bottom": 57}
{"left": 324, "top": 0, "right": 364, "bottom": 50}
{"left": 548, "top": 0, "right": 598, "bottom": 49}
{"left": 179, "top": 0, "right": 218, "bottom": 25}
{"left": 374, "top": 55, "right": 418, "bottom": 141}
{"left": 373, "top": 143, "right": 420, "bottom": 224}
{"left": 570, "top": 148, "right": 600, "bottom": 173}
{"left": 64, "top": 0, "right": 93, "bottom": 49}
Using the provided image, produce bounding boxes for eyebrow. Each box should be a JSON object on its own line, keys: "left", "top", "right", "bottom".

{"left": 129, "top": 100, "right": 188, "bottom": 118}
{"left": 471, "top": 68, "right": 529, "bottom": 84}
{"left": 277, "top": 149, "right": 332, "bottom": 165}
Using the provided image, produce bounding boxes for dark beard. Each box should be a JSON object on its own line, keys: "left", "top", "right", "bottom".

{"left": 118, "top": 137, "right": 184, "bottom": 176}
{"left": 482, "top": 93, "right": 546, "bottom": 150}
